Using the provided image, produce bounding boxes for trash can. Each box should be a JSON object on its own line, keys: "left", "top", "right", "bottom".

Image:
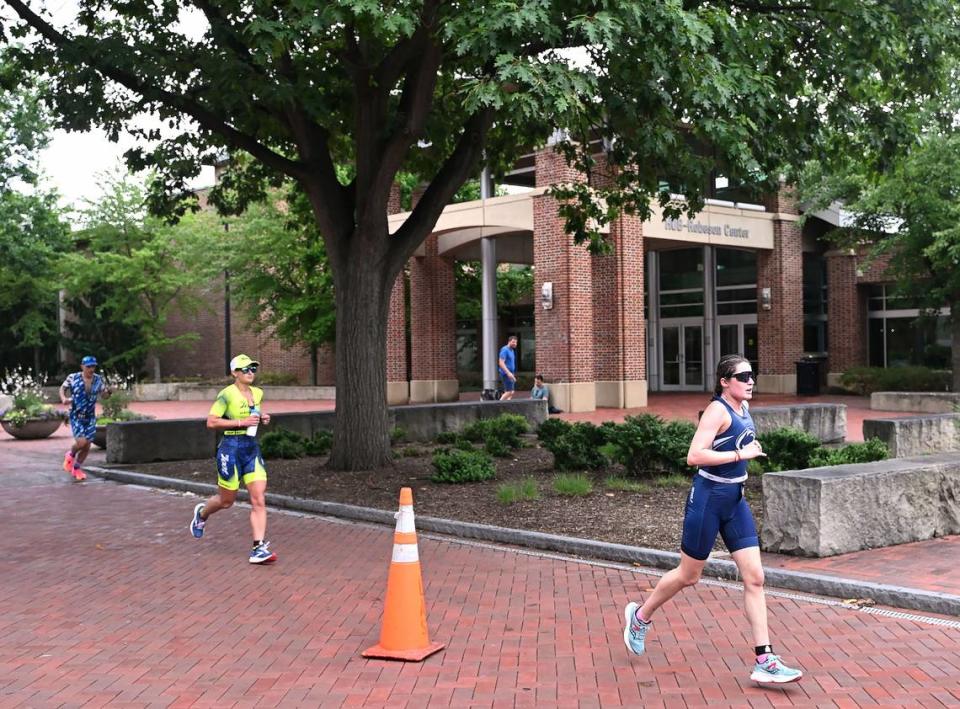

{"left": 795, "top": 359, "right": 821, "bottom": 395}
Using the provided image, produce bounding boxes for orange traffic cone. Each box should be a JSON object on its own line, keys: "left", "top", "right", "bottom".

{"left": 362, "top": 487, "right": 445, "bottom": 662}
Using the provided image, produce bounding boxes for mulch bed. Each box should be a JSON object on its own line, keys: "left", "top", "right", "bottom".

{"left": 113, "top": 439, "right": 764, "bottom": 554}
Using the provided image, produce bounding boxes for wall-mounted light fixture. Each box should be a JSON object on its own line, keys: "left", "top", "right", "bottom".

{"left": 760, "top": 287, "right": 772, "bottom": 311}
{"left": 541, "top": 282, "right": 554, "bottom": 310}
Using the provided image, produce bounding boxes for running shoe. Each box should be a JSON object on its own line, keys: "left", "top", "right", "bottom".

{"left": 750, "top": 654, "right": 803, "bottom": 684}
{"left": 622, "top": 601, "right": 651, "bottom": 656}
{"left": 63, "top": 451, "right": 74, "bottom": 473}
{"left": 249, "top": 541, "right": 277, "bottom": 564}
{"left": 71, "top": 466, "right": 86, "bottom": 481}
{"left": 189, "top": 503, "right": 206, "bottom": 539}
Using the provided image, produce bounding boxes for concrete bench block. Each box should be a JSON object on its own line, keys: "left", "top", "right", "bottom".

{"left": 863, "top": 414, "right": 960, "bottom": 457}
{"left": 751, "top": 403, "right": 846, "bottom": 443}
{"left": 762, "top": 453, "right": 960, "bottom": 557}
{"left": 871, "top": 391, "right": 960, "bottom": 413}
{"left": 106, "top": 418, "right": 217, "bottom": 464}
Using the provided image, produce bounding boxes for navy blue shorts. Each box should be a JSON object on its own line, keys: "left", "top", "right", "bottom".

{"left": 680, "top": 474, "right": 759, "bottom": 560}
{"left": 500, "top": 374, "right": 516, "bottom": 392}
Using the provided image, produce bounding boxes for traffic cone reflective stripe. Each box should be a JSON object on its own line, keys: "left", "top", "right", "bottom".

{"left": 362, "top": 487, "right": 445, "bottom": 662}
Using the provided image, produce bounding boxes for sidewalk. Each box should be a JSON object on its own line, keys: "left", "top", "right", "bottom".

{"left": 2, "top": 477, "right": 959, "bottom": 707}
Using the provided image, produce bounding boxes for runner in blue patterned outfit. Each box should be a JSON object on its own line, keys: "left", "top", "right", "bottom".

{"left": 59, "top": 355, "right": 112, "bottom": 481}
{"left": 620, "top": 354, "right": 803, "bottom": 685}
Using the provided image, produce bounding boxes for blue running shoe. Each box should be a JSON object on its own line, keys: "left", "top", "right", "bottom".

{"left": 249, "top": 541, "right": 277, "bottom": 564}
{"left": 750, "top": 654, "right": 803, "bottom": 684}
{"left": 189, "top": 503, "right": 205, "bottom": 539}
{"left": 623, "top": 602, "right": 651, "bottom": 656}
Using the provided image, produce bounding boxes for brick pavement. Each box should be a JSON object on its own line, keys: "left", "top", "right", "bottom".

{"left": 2, "top": 478, "right": 960, "bottom": 708}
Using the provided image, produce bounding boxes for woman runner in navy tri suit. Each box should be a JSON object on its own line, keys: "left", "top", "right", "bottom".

{"left": 621, "top": 354, "right": 803, "bottom": 684}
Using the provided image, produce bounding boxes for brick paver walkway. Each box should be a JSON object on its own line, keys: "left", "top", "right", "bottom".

{"left": 2, "top": 477, "right": 960, "bottom": 707}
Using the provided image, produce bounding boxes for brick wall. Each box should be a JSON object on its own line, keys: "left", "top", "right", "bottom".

{"left": 409, "top": 234, "right": 457, "bottom": 381}
{"left": 592, "top": 213, "right": 646, "bottom": 382}
{"left": 757, "top": 218, "right": 804, "bottom": 375}
{"left": 386, "top": 273, "right": 408, "bottom": 382}
{"left": 825, "top": 249, "right": 867, "bottom": 372}
{"left": 533, "top": 147, "right": 595, "bottom": 383}
{"left": 161, "top": 276, "right": 335, "bottom": 384}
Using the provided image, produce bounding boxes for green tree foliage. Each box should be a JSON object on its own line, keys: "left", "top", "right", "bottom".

{"left": 4, "top": 0, "right": 956, "bottom": 468}
{"left": 455, "top": 263, "right": 533, "bottom": 321}
{"left": 60, "top": 169, "right": 219, "bottom": 381}
{"left": 0, "top": 52, "right": 69, "bottom": 374}
{"left": 220, "top": 185, "right": 335, "bottom": 385}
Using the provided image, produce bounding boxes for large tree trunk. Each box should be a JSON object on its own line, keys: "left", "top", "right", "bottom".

{"left": 310, "top": 345, "right": 318, "bottom": 386}
{"left": 326, "top": 255, "right": 393, "bottom": 470}
{"left": 152, "top": 354, "right": 162, "bottom": 384}
{"left": 952, "top": 297, "right": 960, "bottom": 393}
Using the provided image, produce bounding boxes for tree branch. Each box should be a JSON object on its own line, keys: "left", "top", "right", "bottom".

{"left": 4, "top": 0, "right": 309, "bottom": 182}
{"left": 387, "top": 107, "right": 495, "bottom": 277}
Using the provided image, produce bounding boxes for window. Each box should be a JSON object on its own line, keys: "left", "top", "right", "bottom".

{"left": 803, "top": 253, "right": 828, "bottom": 353}
{"left": 659, "top": 248, "right": 704, "bottom": 318}
{"left": 867, "top": 285, "right": 950, "bottom": 368}
{"left": 716, "top": 248, "right": 757, "bottom": 316}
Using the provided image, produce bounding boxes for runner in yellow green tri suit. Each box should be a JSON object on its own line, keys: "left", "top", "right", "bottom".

{"left": 188, "top": 354, "right": 277, "bottom": 564}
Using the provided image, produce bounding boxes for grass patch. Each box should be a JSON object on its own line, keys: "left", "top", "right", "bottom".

{"left": 553, "top": 473, "right": 593, "bottom": 496}
{"left": 653, "top": 474, "right": 690, "bottom": 489}
{"left": 604, "top": 476, "right": 652, "bottom": 493}
{"left": 400, "top": 446, "right": 423, "bottom": 457}
{"left": 496, "top": 478, "right": 540, "bottom": 505}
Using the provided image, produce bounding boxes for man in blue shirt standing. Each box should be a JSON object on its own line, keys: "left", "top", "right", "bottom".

{"left": 59, "top": 355, "right": 111, "bottom": 481}
{"left": 497, "top": 335, "right": 518, "bottom": 401}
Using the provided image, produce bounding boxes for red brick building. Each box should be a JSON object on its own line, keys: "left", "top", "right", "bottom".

{"left": 159, "top": 145, "right": 945, "bottom": 406}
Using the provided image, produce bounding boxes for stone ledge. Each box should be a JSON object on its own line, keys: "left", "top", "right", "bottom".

{"left": 871, "top": 391, "right": 960, "bottom": 414}
{"left": 84, "top": 465, "right": 960, "bottom": 616}
{"left": 751, "top": 403, "right": 846, "bottom": 443}
{"left": 106, "top": 398, "right": 548, "bottom": 463}
{"left": 863, "top": 414, "right": 960, "bottom": 457}
{"left": 762, "top": 453, "right": 960, "bottom": 557}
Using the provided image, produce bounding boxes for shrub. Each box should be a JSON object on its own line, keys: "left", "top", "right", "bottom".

{"left": 462, "top": 414, "right": 529, "bottom": 450}
{"left": 839, "top": 366, "right": 951, "bottom": 395}
{"left": 756, "top": 427, "right": 822, "bottom": 472}
{"left": 544, "top": 421, "right": 611, "bottom": 471}
{"left": 454, "top": 437, "right": 476, "bottom": 452}
{"left": 304, "top": 429, "right": 333, "bottom": 456}
{"left": 256, "top": 372, "right": 298, "bottom": 386}
{"left": 604, "top": 476, "right": 651, "bottom": 493}
{"left": 497, "top": 478, "right": 540, "bottom": 504}
{"left": 435, "top": 431, "right": 460, "bottom": 444}
{"left": 484, "top": 437, "right": 512, "bottom": 458}
{"left": 536, "top": 417, "right": 572, "bottom": 446}
{"left": 390, "top": 426, "right": 408, "bottom": 443}
{"left": 401, "top": 445, "right": 424, "bottom": 457}
{"left": 601, "top": 415, "right": 696, "bottom": 477}
{"left": 553, "top": 473, "right": 593, "bottom": 496}
{"left": 430, "top": 449, "right": 496, "bottom": 483}
{"left": 101, "top": 390, "right": 134, "bottom": 419}
{"left": 809, "top": 438, "right": 889, "bottom": 467}
{"left": 259, "top": 428, "right": 306, "bottom": 459}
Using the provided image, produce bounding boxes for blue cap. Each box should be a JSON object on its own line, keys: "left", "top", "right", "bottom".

{"left": 81, "top": 355, "right": 98, "bottom": 367}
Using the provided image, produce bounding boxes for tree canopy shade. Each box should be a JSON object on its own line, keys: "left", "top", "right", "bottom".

{"left": 4, "top": 0, "right": 957, "bottom": 468}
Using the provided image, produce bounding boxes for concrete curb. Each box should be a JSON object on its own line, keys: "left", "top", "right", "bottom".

{"left": 86, "top": 465, "right": 960, "bottom": 618}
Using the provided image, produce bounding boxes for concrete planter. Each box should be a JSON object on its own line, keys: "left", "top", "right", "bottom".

{"left": 93, "top": 425, "right": 107, "bottom": 449}
{"left": 1, "top": 418, "right": 63, "bottom": 439}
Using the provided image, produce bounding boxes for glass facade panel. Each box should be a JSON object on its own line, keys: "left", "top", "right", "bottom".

{"left": 868, "top": 313, "right": 950, "bottom": 368}
{"left": 659, "top": 248, "right": 704, "bottom": 291}
{"left": 684, "top": 326, "right": 703, "bottom": 386}
{"left": 716, "top": 249, "right": 757, "bottom": 287}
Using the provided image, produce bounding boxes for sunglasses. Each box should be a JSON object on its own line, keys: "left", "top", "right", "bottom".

{"left": 730, "top": 371, "right": 756, "bottom": 383}
{"left": 238, "top": 366, "right": 258, "bottom": 374}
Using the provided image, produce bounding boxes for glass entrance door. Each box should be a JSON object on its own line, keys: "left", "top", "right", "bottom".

{"left": 718, "top": 321, "right": 759, "bottom": 374}
{"left": 661, "top": 322, "right": 704, "bottom": 390}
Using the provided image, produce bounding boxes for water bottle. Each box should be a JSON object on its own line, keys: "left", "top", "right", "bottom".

{"left": 246, "top": 405, "right": 260, "bottom": 437}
